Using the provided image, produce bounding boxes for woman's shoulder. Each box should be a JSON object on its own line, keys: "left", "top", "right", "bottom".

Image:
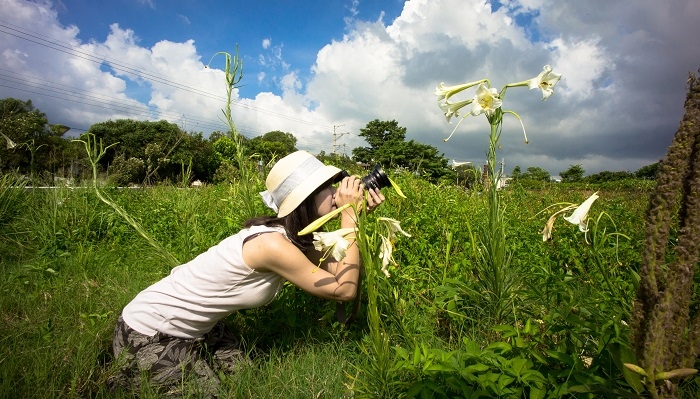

{"left": 242, "top": 228, "right": 298, "bottom": 272}
{"left": 245, "top": 228, "right": 289, "bottom": 250}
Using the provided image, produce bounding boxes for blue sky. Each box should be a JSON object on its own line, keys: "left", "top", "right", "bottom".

{"left": 2, "top": 0, "right": 700, "bottom": 175}
{"left": 53, "top": 0, "right": 405, "bottom": 99}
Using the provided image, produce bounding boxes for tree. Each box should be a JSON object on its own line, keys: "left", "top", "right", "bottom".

{"left": 170, "top": 132, "right": 217, "bottom": 183}
{"left": 0, "top": 98, "right": 49, "bottom": 172}
{"left": 387, "top": 140, "right": 452, "bottom": 182}
{"left": 560, "top": 164, "right": 585, "bottom": 182}
{"left": 0, "top": 98, "right": 73, "bottom": 182}
{"left": 635, "top": 162, "right": 660, "bottom": 180}
{"left": 455, "top": 163, "right": 481, "bottom": 189}
{"left": 523, "top": 166, "right": 551, "bottom": 181}
{"left": 247, "top": 130, "right": 298, "bottom": 161}
{"left": 510, "top": 165, "right": 522, "bottom": 180}
{"left": 584, "top": 170, "right": 634, "bottom": 183}
{"left": 351, "top": 119, "right": 451, "bottom": 183}
{"left": 87, "top": 119, "right": 185, "bottom": 184}
{"left": 260, "top": 130, "right": 297, "bottom": 154}
{"left": 352, "top": 119, "right": 406, "bottom": 164}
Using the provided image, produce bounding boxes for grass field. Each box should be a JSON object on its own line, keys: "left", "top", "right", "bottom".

{"left": 1, "top": 174, "right": 697, "bottom": 398}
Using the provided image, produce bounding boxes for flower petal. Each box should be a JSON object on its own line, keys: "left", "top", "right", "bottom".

{"left": 471, "top": 83, "right": 502, "bottom": 116}
{"left": 312, "top": 228, "right": 356, "bottom": 261}
{"left": 1, "top": 133, "right": 17, "bottom": 149}
{"left": 529, "top": 65, "right": 563, "bottom": 101}
{"left": 377, "top": 217, "right": 411, "bottom": 239}
{"left": 563, "top": 192, "right": 600, "bottom": 232}
{"left": 540, "top": 204, "right": 576, "bottom": 241}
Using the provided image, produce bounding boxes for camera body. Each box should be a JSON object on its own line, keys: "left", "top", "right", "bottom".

{"left": 335, "top": 165, "right": 391, "bottom": 191}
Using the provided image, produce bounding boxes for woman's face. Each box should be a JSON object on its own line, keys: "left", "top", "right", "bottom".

{"left": 313, "top": 182, "right": 337, "bottom": 217}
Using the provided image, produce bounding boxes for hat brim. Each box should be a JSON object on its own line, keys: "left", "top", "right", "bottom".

{"left": 276, "top": 165, "right": 342, "bottom": 217}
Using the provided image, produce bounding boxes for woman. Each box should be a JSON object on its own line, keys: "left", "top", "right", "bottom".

{"left": 111, "top": 150, "right": 385, "bottom": 394}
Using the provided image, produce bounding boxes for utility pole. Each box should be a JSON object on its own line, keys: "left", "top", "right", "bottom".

{"left": 332, "top": 125, "right": 349, "bottom": 155}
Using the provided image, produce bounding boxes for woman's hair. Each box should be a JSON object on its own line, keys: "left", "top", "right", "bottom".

{"left": 244, "top": 180, "right": 331, "bottom": 251}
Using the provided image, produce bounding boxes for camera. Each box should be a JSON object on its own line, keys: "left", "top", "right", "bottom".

{"left": 335, "top": 165, "right": 392, "bottom": 191}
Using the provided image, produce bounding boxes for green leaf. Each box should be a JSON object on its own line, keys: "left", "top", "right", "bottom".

{"left": 492, "top": 324, "right": 517, "bottom": 336}
{"left": 608, "top": 342, "right": 644, "bottom": 394}
{"left": 545, "top": 350, "right": 574, "bottom": 366}
{"left": 464, "top": 363, "right": 490, "bottom": 374}
{"left": 485, "top": 341, "right": 512, "bottom": 354}
{"left": 510, "top": 357, "right": 529, "bottom": 375}
{"left": 413, "top": 344, "right": 422, "bottom": 367}
{"left": 529, "top": 385, "right": 546, "bottom": 399}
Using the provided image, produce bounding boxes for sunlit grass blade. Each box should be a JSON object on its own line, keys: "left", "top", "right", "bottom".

{"left": 298, "top": 204, "right": 352, "bottom": 236}
{"left": 388, "top": 177, "right": 407, "bottom": 198}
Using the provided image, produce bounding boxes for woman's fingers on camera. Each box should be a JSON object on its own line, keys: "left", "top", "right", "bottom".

{"left": 366, "top": 188, "right": 385, "bottom": 210}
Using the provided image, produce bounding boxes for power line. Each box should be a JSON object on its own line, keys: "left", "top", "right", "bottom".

{"left": 0, "top": 79, "right": 342, "bottom": 151}
{"left": 332, "top": 124, "right": 350, "bottom": 154}
{"left": 0, "top": 20, "right": 339, "bottom": 131}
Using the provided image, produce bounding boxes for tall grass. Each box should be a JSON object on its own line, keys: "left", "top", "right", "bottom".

{"left": 3, "top": 174, "right": 693, "bottom": 397}
{"left": 0, "top": 173, "right": 29, "bottom": 261}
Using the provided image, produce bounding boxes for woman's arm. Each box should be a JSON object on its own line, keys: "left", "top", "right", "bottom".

{"left": 242, "top": 205, "right": 361, "bottom": 302}
{"left": 243, "top": 180, "right": 383, "bottom": 302}
{"left": 245, "top": 231, "right": 360, "bottom": 301}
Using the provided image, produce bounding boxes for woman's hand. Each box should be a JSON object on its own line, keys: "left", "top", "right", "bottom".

{"left": 334, "top": 176, "right": 364, "bottom": 210}
{"left": 365, "top": 187, "right": 385, "bottom": 212}
{"left": 334, "top": 176, "right": 386, "bottom": 212}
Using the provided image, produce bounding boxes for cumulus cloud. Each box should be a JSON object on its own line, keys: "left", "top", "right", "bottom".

{"left": 1, "top": 0, "right": 698, "bottom": 175}
{"left": 0, "top": 2, "right": 230, "bottom": 133}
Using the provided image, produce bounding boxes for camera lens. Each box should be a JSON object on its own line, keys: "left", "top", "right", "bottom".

{"left": 362, "top": 165, "right": 391, "bottom": 191}
{"left": 334, "top": 165, "right": 391, "bottom": 191}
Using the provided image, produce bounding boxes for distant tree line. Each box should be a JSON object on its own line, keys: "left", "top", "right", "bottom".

{"left": 509, "top": 162, "right": 659, "bottom": 185}
{"left": 1, "top": 97, "right": 659, "bottom": 187}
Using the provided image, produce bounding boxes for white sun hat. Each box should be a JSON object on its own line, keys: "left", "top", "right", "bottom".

{"left": 260, "top": 151, "right": 342, "bottom": 217}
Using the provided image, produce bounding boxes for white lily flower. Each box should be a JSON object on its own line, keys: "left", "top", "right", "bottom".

{"left": 1, "top": 133, "right": 17, "bottom": 149}
{"left": 435, "top": 82, "right": 469, "bottom": 102}
{"left": 377, "top": 217, "right": 411, "bottom": 240}
{"left": 375, "top": 218, "right": 410, "bottom": 277}
{"left": 435, "top": 79, "right": 486, "bottom": 102}
{"left": 313, "top": 228, "right": 355, "bottom": 261}
{"left": 471, "top": 83, "right": 502, "bottom": 117}
{"left": 540, "top": 204, "right": 576, "bottom": 241}
{"left": 564, "top": 192, "right": 600, "bottom": 232}
{"left": 378, "top": 235, "right": 393, "bottom": 277}
{"left": 439, "top": 98, "right": 473, "bottom": 123}
{"left": 529, "top": 65, "right": 562, "bottom": 100}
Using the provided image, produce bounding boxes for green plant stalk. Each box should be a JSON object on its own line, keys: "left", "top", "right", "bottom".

{"left": 477, "top": 115, "right": 516, "bottom": 322}
{"left": 345, "top": 208, "right": 398, "bottom": 399}
{"left": 180, "top": 158, "right": 193, "bottom": 188}
{"left": 74, "top": 134, "right": 179, "bottom": 267}
{"left": 210, "top": 48, "right": 259, "bottom": 220}
{"left": 356, "top": 232, "right": 394, "bottom": 398}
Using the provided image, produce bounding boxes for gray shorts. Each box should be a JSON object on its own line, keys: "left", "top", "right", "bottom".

{"left": 111, "top": 315, "right": 245, "bottom": 396}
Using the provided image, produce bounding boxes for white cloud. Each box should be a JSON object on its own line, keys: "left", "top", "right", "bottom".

{"left": 177, "top": 14, "right": 191, "bottom": 26}
{"left": 1, "top": 0, "right": 698, "bottom": 175}
{"left": 136, "top": 0, "right": 156, "bottom": 10}
{"left": 549, "top": 37, "right": 613, "bottom": 97}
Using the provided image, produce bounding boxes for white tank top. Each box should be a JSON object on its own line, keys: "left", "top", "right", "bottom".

{"left": 122, "top": 225, "right": 287, "bottom": 339}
